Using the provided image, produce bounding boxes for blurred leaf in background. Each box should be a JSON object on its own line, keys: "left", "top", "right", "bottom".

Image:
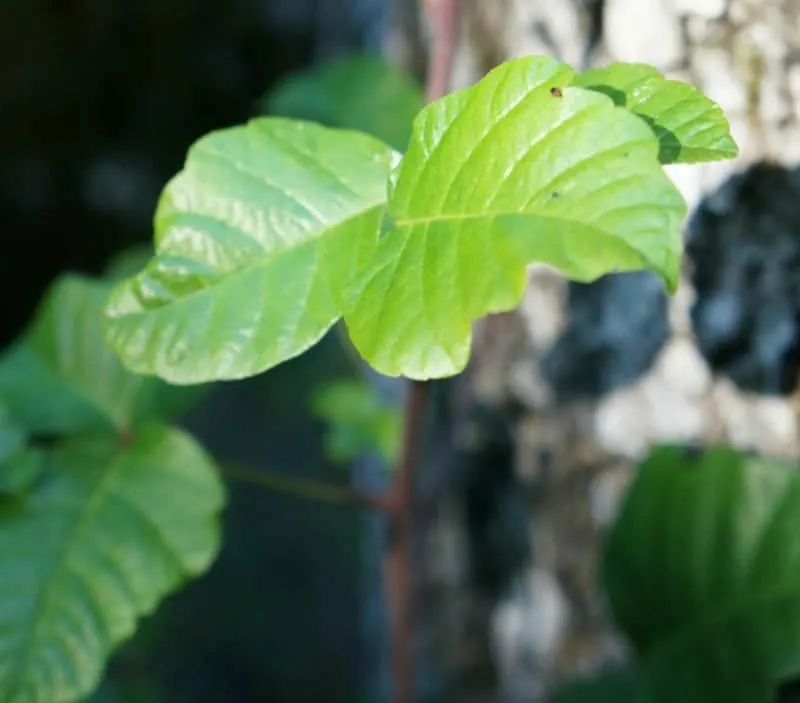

{"left": 553, "top": 669, "right": 650, "bottom": 702}
{"left": 0, "top": 406, "right": 44, "bottom": 496}
{"left": 312, "top": 378, "right": 401, "bottom": 467}
{"left": 0, "top": 271, "right": 225, "bottom": 703}
{"left": 262, "top": 53, "right": 424, "bottom": 151}
{"left": 0, "top": 275, "right": 207, "bottom": 435}
{"left": 602, "top": 445, "right": 800, "bottom": 703}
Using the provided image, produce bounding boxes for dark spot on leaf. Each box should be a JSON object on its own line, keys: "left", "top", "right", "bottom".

{"left": 551, "top": 191, "right": 561, "bottom": 199}
{"left": 550, "top": 86, "right": 563, "bottom": 98}
{"left": 623, "top": 152, "right": 629, "bottom": 158}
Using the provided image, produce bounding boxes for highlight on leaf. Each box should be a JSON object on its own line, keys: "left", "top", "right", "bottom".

{"left": 342, "top": 54, "right": 688, "bottom": 379}
{"left": 102, "top": 53, "right": 738, "bottom": 386}
{"left": 104, "top": 118, "right": 401, "bottom": 385}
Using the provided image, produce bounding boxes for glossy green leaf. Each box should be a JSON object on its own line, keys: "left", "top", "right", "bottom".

{"left": 343, "top": 55, "right": 686, "bottom": 379}
{"left": 264, "top": 54, "right": 424, "bottom": 151}
{"left": 105, "top": 118, "right": 401, "bottom": 385}
{"left": 603, "top": 445, "right": 800, "bottom": 702}
{"left": 311, "top": 378, "right": 400, "bottom": 466}
{"left": 0, "top": 275, "right": 197, "bottom": 435}
{"left": 0, "top": 424, "right": 224, "bottom": 703}
{"left": 572, "top": 63, "right": 738, "bottom": 164}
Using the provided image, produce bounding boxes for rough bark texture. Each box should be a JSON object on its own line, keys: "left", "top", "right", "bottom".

{"left": 390, "top": 1, "right": 800, "bottom": 701}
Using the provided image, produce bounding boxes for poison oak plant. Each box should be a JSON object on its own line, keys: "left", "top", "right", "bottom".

{"left": 11, "top": 47, "right": 800, "bottom": 703}
{"left": 103, "top": 56, "right": 737, "bottom": 382}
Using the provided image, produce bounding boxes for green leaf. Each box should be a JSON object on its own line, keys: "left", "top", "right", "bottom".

{"left": 343, "top": 55, "right": 686, "bottom": 379}
{"left": 103, "top": 246, "right": 154, "bottom": 282}
{"left": 105, "top": 117, "right": 401, "bottom": 385}
{"left": 553, "top": 670, "right": 651, "bottom": 702}
{"left": 0, "top": 450, "right": 45, "bottom": 497}
{"left": 0, "top": 407, "right": 24, "bottom": 464}
{"left": 0, "top": 408, "right": 43, "bottom": 496}
{"left": 264, "top": 54, "right": 424, "bottom": 151}
{"left": 0, "top": 424, "right": 224, "bottom": 703}
{"left": 311, "top": 378, "right": 400, "bottom": 466}
{"left": 572, "top": 63, "right": 738, "bottom": 164}
{"left": 603, "top": 445, "right": 800, "bottom": 702}
{"left": 0, "top": 275, "right": 197, "bottom": 435}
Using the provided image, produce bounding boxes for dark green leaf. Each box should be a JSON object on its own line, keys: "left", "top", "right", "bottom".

{"left": 603, "top": 445, "right": 800, "bottom": 702}
{"left": 553, "top": 670, "right": 651, "bottom": 702}
{"left": 0, "top": 275, "right": 199, "bottom": 435}
{"left": 0, "top": 407, "right": 24, "bottom": 463}
{"left": 0, "top": 450, "right": 45, "bottom": 497}
{"left": 0, "top": 408, "right": 43, "bottom": 496}
{"left": 311, "top": 378, "right": 400, "bottom": 465}
{"left": 263, "top": 54, "right": 424, "bottom": 151}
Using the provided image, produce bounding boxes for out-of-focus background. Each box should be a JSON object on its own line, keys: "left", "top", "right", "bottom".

{"left": 3, "top": 1, "right": 800, "bottom": 702}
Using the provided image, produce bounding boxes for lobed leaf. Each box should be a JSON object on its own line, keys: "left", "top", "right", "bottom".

{"left": 604, "top": 445, "right": 800, "bottom": 702}
{"left": 343, "top": 55, "right": 686, "bottom": 378}
{"left": 572, "top": 62, "right": 738, "bottom": 164}
{"left": 0, "top": 276, "right": 198, "bottom": 435}
{"left": 105, "top": 118, "right": 401, "bottom": 385}
{"left": 0, "top": 424, "right": 224, "bottom": 703}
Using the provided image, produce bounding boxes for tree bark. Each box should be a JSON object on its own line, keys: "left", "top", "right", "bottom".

{"left": 390, "top": 0, "right": 800, "bottom": 700}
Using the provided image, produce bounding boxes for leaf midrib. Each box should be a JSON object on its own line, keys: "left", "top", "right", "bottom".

{"left": 117, "top": 204, "right": 384, "bottom": 319}
{"left": 393, "top": 207, "right": 657, "bottom": 233}
{"left": 13, "top": 345, "right": 123, "bottom": 435}
{"left": 2, "top": 458, "right": 121, "bottom": 703}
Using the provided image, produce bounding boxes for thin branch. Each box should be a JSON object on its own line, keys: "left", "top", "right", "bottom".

{"left": 385, "top": 380, "right": 429, "bottom": 703}
{"left": 386, "top": 3, "right": 462, "bottom": 702}
{"left": 221, "top": 462, "right": 391, "bottom": 512}
{"left": 423, "top": 0, "right": 462, "bottom": 102}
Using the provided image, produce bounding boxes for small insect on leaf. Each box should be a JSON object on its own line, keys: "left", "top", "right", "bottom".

{"left": 550, "top": 86, "right": 563, "bottom": 97}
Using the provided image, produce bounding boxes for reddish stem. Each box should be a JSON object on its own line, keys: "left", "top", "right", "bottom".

{"left": 423, "top": 0, "right": 462, "bottom": 102}
{"left": 385, "top": 3, "right": 461, "bottom": 702}
{"left": 385, "top": 380, "right": 429, "bottom": 703}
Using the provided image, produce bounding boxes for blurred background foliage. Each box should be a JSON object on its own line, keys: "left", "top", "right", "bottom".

{"left": 0, "top": 1, "right": 413, "bottom": 701}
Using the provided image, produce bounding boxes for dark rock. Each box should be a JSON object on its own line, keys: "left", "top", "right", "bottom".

{"left": 541, "top": 271, "right": 671, "bottom": 399}
{"left": 687, "top": 162, "right": 800, "bottom": 395}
